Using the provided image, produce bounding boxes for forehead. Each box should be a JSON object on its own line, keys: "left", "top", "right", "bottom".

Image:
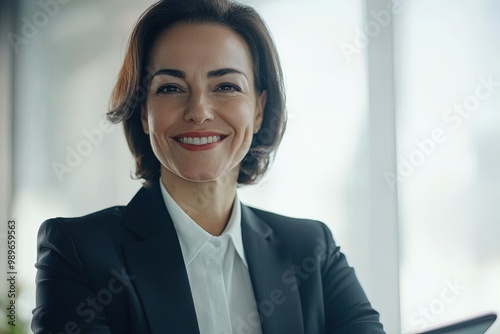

{"left": 149, "top": 23, "right": 253, "bottom": 76}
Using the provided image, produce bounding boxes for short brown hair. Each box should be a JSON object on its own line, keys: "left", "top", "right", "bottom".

{"left": 107, "top": 0, "right": 286, "bottom": 187}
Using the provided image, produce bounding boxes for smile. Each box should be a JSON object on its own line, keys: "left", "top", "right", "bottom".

{"left": 176, "top": 136, "right": 223, "bottom": 145}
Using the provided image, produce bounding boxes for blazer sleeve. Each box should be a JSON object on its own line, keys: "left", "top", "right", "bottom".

{"left": 320, "top": 223, "right": 386, "bottom": 333}
{"left": 32, "top": 218, "right": 112, "bottom": 334}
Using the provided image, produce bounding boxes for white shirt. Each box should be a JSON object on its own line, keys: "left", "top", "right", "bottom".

{"left": 160, "top": 181, "right": 263, "bottom": 334}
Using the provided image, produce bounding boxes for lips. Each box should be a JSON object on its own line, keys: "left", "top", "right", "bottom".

{"left": 173, "top": 131, "right": 228, "bottom": 150}
{"left": 176, "top": 136, "right": 223, "bottom": 145}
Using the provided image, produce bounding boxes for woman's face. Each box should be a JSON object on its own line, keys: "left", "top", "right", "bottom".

{"left": 142, "top": 23, "right": 266, "bottom": 183}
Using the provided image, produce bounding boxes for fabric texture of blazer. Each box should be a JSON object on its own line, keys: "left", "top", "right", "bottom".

{"left": 32, "top": 180, "right": 385, "bottom": 333}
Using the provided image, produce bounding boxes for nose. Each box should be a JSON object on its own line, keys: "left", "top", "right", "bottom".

{"left": 184, "top": 90, "right": 214, "bottom": 124}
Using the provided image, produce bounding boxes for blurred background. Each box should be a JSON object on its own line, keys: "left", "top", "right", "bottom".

{"left": 0, "top": 0, "right": 499, "bottom": 333}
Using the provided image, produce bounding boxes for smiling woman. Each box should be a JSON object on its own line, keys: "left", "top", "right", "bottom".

{"left": 31, "top": 0, "right": 384, "bottom": 333}
{"left": 142, "top": 24, "right": 265, "bottom": 184}
{"left": 140, "top": 23, "right": 267, "bottom": 235}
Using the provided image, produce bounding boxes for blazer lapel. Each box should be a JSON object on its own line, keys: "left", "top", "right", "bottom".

{"left": 241, "top": 205, "right": 305, "bottom": 334}
{"left": 122, "top": 181, "right": 200, "bottom": 334}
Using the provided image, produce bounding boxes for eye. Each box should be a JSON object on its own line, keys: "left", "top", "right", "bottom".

{"left": 155, "top": 84, "right": 183, "bottom": 95}
{"left": 215, "top": 83, "right": 242, "bottom": 92}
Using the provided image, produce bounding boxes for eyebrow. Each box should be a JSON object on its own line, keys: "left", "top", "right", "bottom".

{"left": 151, "top": 68, "right": 248, "bottom": 80}
{"left": 208, "top": 68, "right": 247, "bottom": 79}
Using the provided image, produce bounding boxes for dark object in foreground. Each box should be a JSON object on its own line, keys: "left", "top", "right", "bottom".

{"left": 417, "top": 312, "right": 496, "bottom": 334}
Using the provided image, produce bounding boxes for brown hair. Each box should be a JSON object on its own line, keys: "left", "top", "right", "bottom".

{"left": 107, "top": 0, "right": 286, "bottom": 187}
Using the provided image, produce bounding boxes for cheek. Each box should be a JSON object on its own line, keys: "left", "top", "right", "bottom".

{"left": 223, "top": 99, "right": 258, "bottom": 131}
{"left": 147, "top": 106, "right": 178, "bottom": 132}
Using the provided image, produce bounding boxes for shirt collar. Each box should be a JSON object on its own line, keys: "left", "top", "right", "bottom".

{"left": 159, "top": 179, "right": 248, "bottom": 267}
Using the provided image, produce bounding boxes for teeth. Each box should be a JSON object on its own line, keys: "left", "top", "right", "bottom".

{"left": 178, "top": 136, "right": 222, "bottom": 145}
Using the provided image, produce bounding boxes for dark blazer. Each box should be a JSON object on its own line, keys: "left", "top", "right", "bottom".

{"left": 32, "top": 180, "right": 385, "bottom": 333}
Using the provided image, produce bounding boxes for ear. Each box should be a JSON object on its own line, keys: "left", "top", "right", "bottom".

{"left": 253, "top": 90, "right": 267, "bottom": 133}
{"left": 140, "top": 105, "right": 149, "bottom": 135}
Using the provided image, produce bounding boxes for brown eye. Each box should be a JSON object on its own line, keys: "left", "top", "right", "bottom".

{"left": 216, "top": 83, "right": 242, "bottom": 92}
{"left": 156, "top": 84, "right": 183, "bottom": 94}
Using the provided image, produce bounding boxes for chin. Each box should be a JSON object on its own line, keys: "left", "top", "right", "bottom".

{"left": 162, "top": 163, "right": 240, "bottom": 184}
{"left": 181, "top": 174, "right": 218, "bottom": 183}
{"left": 176, "top": 169, "right": 228, "bottom": 183}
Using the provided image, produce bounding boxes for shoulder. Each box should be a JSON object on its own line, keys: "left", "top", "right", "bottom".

{"left": 37, "top": 206, "right": 128, "bottom": 252}
{"left": 39, "top": 205, "right": 126, "bottom": 234}
{"left": 245, "top": 205, "right": 335, "bottom": 249}
{"left": 248, "top": 206, "right": 327, "bottom": 230}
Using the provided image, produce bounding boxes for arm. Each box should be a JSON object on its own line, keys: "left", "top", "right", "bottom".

{"left": 32, "top": 218, "right": 112, "bottom": 334}
{"left": 320, "top": 223, "right": 386, "bottom": 334}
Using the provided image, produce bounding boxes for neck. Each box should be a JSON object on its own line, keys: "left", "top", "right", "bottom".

{"left": 160, "top": 168, "right": 238, "bottom": 236}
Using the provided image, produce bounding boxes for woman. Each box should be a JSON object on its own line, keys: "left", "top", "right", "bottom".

{"left": 32, "top": 0, "right": 385, "bottom": 333}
